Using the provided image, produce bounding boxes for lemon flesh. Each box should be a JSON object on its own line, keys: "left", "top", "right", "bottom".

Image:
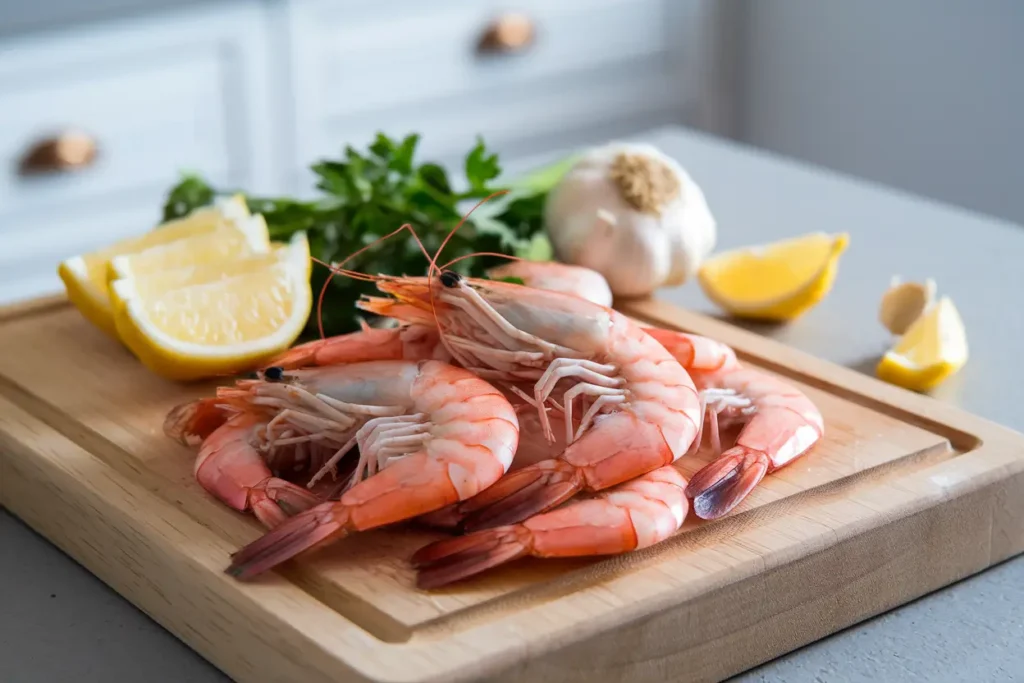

{"left": 107, "top": 214, "right": 270, "bottom": 283}
{"left": 876, "top": 297, "right": 968, "bottom": 392}
{"left": 57, "top": 196, "right": 250, "bottom": 337}
{"left": 110, "top": 232, "right": 312, "bottom": 381}
{"left": 109, "top": 238, "right": 307, "bottom": 317}
{"left": 698, "top": 232, "right": 849, "bottom": 321}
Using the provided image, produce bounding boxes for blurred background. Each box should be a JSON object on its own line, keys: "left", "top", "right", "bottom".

{"left": 1, "top": 0, "right": 1021, "bottom": 306}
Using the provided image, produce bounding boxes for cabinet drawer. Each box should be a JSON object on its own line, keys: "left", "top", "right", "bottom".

{"left": 294, "top": 65, "right": 683, "bottom": 192}
{"left": 289, "top": 0, "right": 671, "bottom": 125}
{"left": 0, "top": 199, "right": 163, "bottom": 306}
{"left": 0, "top": 2, "right": 275, "bottom": 228}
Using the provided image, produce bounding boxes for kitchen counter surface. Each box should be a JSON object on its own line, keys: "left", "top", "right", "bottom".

{"left": 4, "top": 124, "right": 1024, "bottom": 682}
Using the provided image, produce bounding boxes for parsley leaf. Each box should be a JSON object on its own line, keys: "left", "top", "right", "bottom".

{"left": 160, "top": 132, "right": 570, "bottom": 338}
{"left": 464, "top": 137, "right": 502, "bottom": 192}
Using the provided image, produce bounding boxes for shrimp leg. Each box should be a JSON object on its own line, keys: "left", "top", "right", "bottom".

{"left": 412, "top": 465, "right": 689, "bottom": 588}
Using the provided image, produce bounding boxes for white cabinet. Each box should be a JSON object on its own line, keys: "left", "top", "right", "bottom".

{"left": 0, "top": 0, "right": 717, "bottom": 305}
{"left": 0, "top": 2, "right": 277, "bottom": 304}
{"left": 286, "top": 0, "right": 710, "bottom": 189}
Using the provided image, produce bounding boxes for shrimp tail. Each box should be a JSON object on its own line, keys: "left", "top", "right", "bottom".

{"left": 226, "top": 502, "right": 351, "bottom": 580}
{"left": 457, "top": 460, "right": 584, "bottom": 533}
{"left": 685, "top": 446, "right": 769, "bottom": 520}
{"left": 249, "top": 479, "right": 322, "bottom": 528}
{"left": 412, "top": 526, "right": 530, "bottom": 589}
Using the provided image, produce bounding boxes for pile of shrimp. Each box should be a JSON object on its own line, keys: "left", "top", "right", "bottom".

{"left": 164, "top": 193, "right": 824, "bottom": 590}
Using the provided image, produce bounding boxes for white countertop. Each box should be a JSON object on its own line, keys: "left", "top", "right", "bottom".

{"left": 3, "top": 124, "right": 1024, "bottom": 682}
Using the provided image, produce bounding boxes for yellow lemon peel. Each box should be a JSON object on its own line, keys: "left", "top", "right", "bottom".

{"left": 697, "top": 232, "right": 849, "bottom": 321}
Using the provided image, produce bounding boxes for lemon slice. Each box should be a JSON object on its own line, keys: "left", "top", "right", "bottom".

{"left": 697, "top": 232, "right": 849, "bottom": 321}
{"left": 107, "top": 213, "right": 270, "bottom": 283}
{"left": 876, "top": 296, "right": 968, "bottom": 392}
{"left": 108, "top": 239, "right": 306, "bottom": 318}
{"left": 110, "top": 232, "right": 312, "bottom": 381}
{"left": 57, "top": 196, "right": 250, "bottom": 338}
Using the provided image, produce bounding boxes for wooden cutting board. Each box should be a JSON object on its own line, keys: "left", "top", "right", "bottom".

{"left": 2, "top": 294, "right": 1024, "bottom": 683}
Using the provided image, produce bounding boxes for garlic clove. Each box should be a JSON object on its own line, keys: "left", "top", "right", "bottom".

{"left": 879, "top": 276, "right": 937, "bottom": 336}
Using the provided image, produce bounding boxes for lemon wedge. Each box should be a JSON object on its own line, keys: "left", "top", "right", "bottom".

{"left": 108, "top": 240, "right": 305, "bottom": 318}
{"left": 107, "top": 213, "right": 270, "bottom": 284}
{"left": 57, "top": 196, "right": 250, "bottom": 338}
{"left": 110, "top": 232, "right": 312, "bottom": 381}
{"left": 697, "top": 232, "right": 849, "bottom": 321}
{"left": 876, "top": 296, "right": 968, "bottom": 392}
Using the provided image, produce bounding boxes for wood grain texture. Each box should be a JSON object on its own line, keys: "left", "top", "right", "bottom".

{"left": 2, "top": 295, "right": 1023, "bottom": 683}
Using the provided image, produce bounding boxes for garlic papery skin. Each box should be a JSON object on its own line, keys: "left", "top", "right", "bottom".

{"left": 543, "top": 142, "right": 717, "bottom": 298}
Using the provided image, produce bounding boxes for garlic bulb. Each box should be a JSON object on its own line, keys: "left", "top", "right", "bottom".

{"left": 543, "top": 142, "right": 717, "bottom": 298}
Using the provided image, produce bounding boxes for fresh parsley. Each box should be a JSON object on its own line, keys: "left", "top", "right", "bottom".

{"left": 161, "top": 133, "right": 566, "bottom": 338}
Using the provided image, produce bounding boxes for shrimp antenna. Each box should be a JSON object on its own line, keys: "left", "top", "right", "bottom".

{"left": 439, "top": 251, "right": 527, "bottom": 272}
{"left": 313, "top": 223, "right": 433, "bottom": 339}
{"left": 426, "top": 190, "right": 510, "bottom": 279}
{"left": 424, "top": 190, "right": 510, "bottom": 360}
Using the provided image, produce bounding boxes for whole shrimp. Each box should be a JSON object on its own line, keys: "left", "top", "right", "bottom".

{"left": 414, "top": 321, "right": 821, "bottom": 532}
{"left": 410, "top": 331, "right": 823, "bottom": 587}
{"left": 644, "top": 328, "right": 824, "bottom": 520}
{"left": 352, "top": 271, "right": 703, "bottom": 534}
{"left": 223, "top": 359, "right": 519, "bottom": 580}
{"left": 163, "top": 323, "right": 453, "bottom": 446}
{"left": 412, "top": 465, "right": 689, "bottom": 589}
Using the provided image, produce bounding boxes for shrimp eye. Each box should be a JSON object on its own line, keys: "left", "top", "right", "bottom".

{"left": 439, "top": 270, "right": 461, "bottom": 288}
{"left": 263, "top": 366, "right": 285, "bottom": 382}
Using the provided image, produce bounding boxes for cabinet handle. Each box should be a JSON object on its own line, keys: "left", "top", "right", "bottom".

{"left": 478, "top": 13, "right": 535, "bottom": 54}
{"left": 18, "top": 130, "right": 98, "bottom": 176}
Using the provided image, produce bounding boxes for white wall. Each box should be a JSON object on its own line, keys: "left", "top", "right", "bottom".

{"left": 732, "top": 0, "right": 1024, "bottom": 225}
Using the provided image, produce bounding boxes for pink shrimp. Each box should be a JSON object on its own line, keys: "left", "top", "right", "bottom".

{"left": 486, "top": 261, "right": 613, "bottom": 307}
{"left": 411, "top": 329, "right": 822, "bottom": 587}
{"left": 190, "top": 411, "right": 323, "bottom": 528}
{"left": 162, "top": 323, "right": 453, "bottom": 446}
{"left": 223, "top": 359, "right": 520, "bottom": 580}
{"left": 642, "top": 328, "right": 825, "bottom": 520}
{"left": 355, "top": 271, "right": 703, "bottom": 533}
{"left": 411, "top": 465, "right": 689, "bottom": 588}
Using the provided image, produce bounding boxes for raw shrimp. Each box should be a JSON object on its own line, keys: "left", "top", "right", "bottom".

{"left": 223, "top": 359, "right": 519, "bottom": 580}
{"left": 486, "top": 261, "right": 613, "bottom": 307}
{"left": 190, "top": 411, "right": 323, "bottom": 528}
{"left": 412, "top": 329, "right": 823, "bottom": 586}
{"left": 162, "top": 324, "right": 453, "bottom": 446}
{"left": 356, "top": 271, "right": 703, "bottom": 533}
{"left": 411, "top": 465, "right": 689, "bottom": 589}
{"left": 642, "top": 328, "right": 825, "bottom": 519}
